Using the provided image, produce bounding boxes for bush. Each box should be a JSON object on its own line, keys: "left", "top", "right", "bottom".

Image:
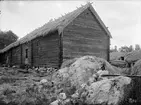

{"left": 0, "top": 84, "right": 16, "bottom": 104}
{"left": 0, "top": 82, "right": 58, "bottom": 105}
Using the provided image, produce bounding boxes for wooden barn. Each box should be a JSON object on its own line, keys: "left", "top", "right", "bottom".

{"left": 0, "top": 3, "right": 112, "bottom": 68}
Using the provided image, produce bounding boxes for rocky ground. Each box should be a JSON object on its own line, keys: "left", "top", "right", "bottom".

{"left": 0, "top": 56, "right": 139, "bottom": 105}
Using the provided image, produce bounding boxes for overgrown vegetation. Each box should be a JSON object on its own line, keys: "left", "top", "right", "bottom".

{"left": 0, "top": 67, "right": 57, "bottom": 105}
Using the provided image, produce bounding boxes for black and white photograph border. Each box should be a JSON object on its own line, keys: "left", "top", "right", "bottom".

{"left": 0, "top": 0, "right": 141, "bottom": 105}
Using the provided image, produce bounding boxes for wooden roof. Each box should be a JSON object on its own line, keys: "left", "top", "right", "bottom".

{"left": 0, "top": 2, "right": 111, "bottom": 53}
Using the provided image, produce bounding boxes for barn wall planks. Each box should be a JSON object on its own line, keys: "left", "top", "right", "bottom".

{"left": 0, "top": 31, "right": 60, "bottom": 68}
{"left": 11, "top": 46, "right": 21, "bottom": 65}
{"left": 2, "top": 51, "right": 11, "bottom": 65}
{"left": 21, "top": 42, "right": 32, "bottom": 65}
{"left": 0, "top": 6, "right": 110, "bottom": 68}
{"left": 1, "top": 46, "right": 21, "bottom": 66}
{"left": 32, "top": 31, "right": 60, "bottom": 68}
{"left": 63, "top": 8, "right": 109, "bottom": 61}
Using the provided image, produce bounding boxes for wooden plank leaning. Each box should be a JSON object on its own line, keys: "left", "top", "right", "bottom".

{"left": 101, "top": 74, "right": 141, "bottom": 78}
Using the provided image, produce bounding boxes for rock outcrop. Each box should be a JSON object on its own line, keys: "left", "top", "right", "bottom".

{"left": 0, "top": 56, "right": 133, "bottom": 105}
{"left": 51, "top": 56, "right": 132, "bottom": 105}
{"left": 130, "top": 59, "right": 141, "bottom": 102}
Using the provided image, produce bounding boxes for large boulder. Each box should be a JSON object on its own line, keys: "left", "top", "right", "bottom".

{"left": 130, "top": 59, "right": 141, "bottom": 102}
{"left": 75, "top": 76, "right": 131, "bottom": 105}
{"left": 53, "top": 56, "right": 121, "bottom": 88}
{"left": 52, "top": 56, "right": 132, "bottom": 105}
{"left": 131, "top": 59, "right": 141, "bottom": 75}
{"left": 84, "top": 76, "right": 131, "bottom": 105}
{"left": 51, "top": 76, "right": 131, "bottom": 105}
{"left": 61, "top": 58, "right": 78, "bottom": 69}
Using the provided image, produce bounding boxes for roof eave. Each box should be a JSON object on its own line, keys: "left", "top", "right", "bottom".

{"left": 89, "top": 5, "right": 112, "bottom": 38}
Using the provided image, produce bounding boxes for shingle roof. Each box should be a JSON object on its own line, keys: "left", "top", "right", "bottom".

{"left": 0, "top": 2, "right": 111, "bottom": 53}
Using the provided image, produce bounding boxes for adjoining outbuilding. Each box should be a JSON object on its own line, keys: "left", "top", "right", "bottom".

{"left": 125, "top": 50, "right": 141, "bottom": 68}
{"left": 110, "top": 52, "right": 128, "bottom": 68}
{"left": 110, "top": 52, "right": 127, "bottom": 61}
{"left": 0, "top": 3, "right": 112, "bottom": 68}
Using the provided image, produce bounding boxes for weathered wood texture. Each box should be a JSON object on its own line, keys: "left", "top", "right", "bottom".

{"left": 0, "top": 52, "right": 8, "bottom": 64}
{"left": 32, "top": 31, "right": 60, "bottom": 68}
{"left": 0, "top": 54, "right": 5, "bottom": 64}
{"left": 0, "top": 31, "right": 60, "bottom": 68}
{"left": 0, "top": 7, "right": 110, "bottom": 68}
{"left": 0, "top": 42, "right": 5, "bottom": 50}
{"left": 11, "top": 46, "right": 21, "bottom": 65}
{"left": 21, "top": 42, "right": 32, "bottom": 65}
{"left": 63, "top": 8, "right": 110, "bottom": 61}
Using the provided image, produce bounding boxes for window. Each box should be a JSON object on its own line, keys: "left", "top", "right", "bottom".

{"left": 25, "top": 49, "right": 28, "bottom": 58}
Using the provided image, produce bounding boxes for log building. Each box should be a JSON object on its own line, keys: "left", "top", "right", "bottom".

{"left": 0, "top": 3, "right": 112, "bottom": 68}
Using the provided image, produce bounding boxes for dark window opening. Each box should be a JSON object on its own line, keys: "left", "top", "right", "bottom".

{"left": 128, "top": 63, "right": 131, "bottom": 68}
{"left": 37, "top": 41, "right": 39, "bottom": 46}
{"left": 25, "top": 49, "right": 28, "bottom": 58}
{"left": 121, "top": 57, "right": 124, "bottom": 60}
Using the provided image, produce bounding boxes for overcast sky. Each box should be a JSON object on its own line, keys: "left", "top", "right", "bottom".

{"left": 0, "top": 0, "right": 141, "bottom": 49}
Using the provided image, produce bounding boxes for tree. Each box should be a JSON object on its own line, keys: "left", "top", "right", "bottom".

{"left": 129, "top": 45, "right": 134, "bottom": 52}
{"left": 0, "top": 30, "right": 18, "bottom": 49}
{"left": 114, "top": 46, "right": 118, "bottom": 52}
{"left": 119, "top": 46, "right": 130, "bottom": 52}
{"left": 110, "top": 45, "right": 118, "bottom": 52}
{"left": 119, "top": 45, "right": 135, "bottom": 52}
{"left": 135, "top": 44, "right": 140, "bottom": 51}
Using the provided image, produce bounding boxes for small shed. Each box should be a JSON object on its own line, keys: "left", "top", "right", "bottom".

{"left": 125, "top": 50, "right": 141, "bottom": 68}
{"left": 110, "top": 52, "right": 127, "bottom": 61}
{"left": 0, "top": 3, "right": 112, "bottom": 68}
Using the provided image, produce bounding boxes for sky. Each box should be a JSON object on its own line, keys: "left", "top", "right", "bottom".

{"left": 0, "top": 0, "right": 141, "bottom": 49}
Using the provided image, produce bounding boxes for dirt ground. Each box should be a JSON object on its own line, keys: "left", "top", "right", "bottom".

{"left": 0, "top": 66, "right": 58, "bottom": 105}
